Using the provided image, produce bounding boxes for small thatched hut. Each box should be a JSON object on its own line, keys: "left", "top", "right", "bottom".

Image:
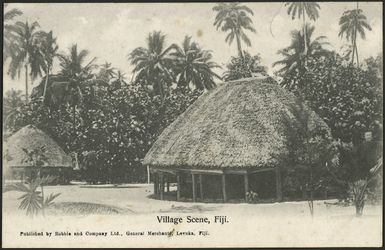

{"left": 143, "top": 76, "right": 331, "bottom": 202}
{"left": 4, "top": 125, "right": 73, "bottom": 184}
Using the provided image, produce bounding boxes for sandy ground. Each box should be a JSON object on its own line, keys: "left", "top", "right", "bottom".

{"left": 2, "top": 183, "right": 383, "bottom": 248}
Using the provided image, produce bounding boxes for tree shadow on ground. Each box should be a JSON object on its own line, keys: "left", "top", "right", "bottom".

{"left": 48, "top": 202, "right": 136, "bottom": 215}
{"left": 159, "top": 204, "right": 219, "bottom": 213}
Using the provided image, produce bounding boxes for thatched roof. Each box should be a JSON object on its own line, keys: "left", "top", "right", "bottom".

{"left": 143, "top": 76, "right": 330, "bottom": 169}
{"left": 3, "top": 125, "right": 72, "bottom": 168}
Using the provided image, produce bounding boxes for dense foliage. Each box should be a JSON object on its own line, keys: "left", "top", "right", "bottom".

{"left": 279, "top": 53, "right": 383, "bottom": 206}
{"left": 223, "top": 51, "right": 267, "bottom": 81}
{"left": 6, "top": 80, "right": 202, "bottom": 183}
{"left": 280, "top": 54, "right": 383, "bottom": 144}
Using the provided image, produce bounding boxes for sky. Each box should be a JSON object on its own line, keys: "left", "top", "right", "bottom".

{"left": 3, "top": 2, "right": 383, "bottom": 93}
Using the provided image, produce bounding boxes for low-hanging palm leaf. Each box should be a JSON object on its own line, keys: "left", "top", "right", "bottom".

{"left": 338, "top": 8, "right": 372, "bottom": 66}
{"left": 273, "top": 24, "right": 330, "bottom": 75}
{"left": 171, "top": 36, "right": 221, "bottom": 90}
{"left": 213, "top": 3, "right": 256, "bottom": 58}
{"left": 6, "top": 176, "right": 61, "bottom": 217}
{"left": 3, "top": 4, "right": 23, "bottom": 62}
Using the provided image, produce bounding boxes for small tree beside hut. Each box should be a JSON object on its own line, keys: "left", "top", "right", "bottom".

{"left": 5, "top": 144, "right": 61, "bottom": 217}
{"left": 280, "top": 97, "right": 337, "bottom": 217}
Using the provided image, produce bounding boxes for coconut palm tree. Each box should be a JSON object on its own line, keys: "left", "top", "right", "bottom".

{"left": 7, "top": 21, "right": 42, "bottom": 102}
{"left": 129, "top": 31, "right": 177, "bottom": 99}
{"left": 213, "top": 3, "right": 256, "bottom": 58}
{"left": 3, "top": 4, "right": 23, "bottom": 62}
{"left": 98, "top": 62, "right": 116, "bottom": 83}
{"left": 338, "top": 7, "right": 372, "bottom": 66}
{"left": 273, "top": 24, "right": 330, "bottom": 75}
{"left": 171, "top": 36, "right": 221, "bottom": 90}
{"left": 35, "top": 31, "right": 59, "bottom": 103}
{"left": 284, "top": 2, "right": 320, "bottom": 56}
{"left": 3, "top": 89, "right": 24, "bottom": 131}
{"left": 56, "top": 44, "right": 97, "bottom": 135}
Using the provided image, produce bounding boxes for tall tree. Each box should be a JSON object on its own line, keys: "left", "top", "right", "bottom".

{"left": 3, "top": 4, "right": 23, "bottom": 62}
{"left": 273, "top": 24, "right": 330, "bottom": 75}
{"left": 3, "top": 89, "right": 24, "bottom": 133}
{"left": 98, "top": 62, "right": 116, "bottom": 83}
{"left": 57, "top": 44, "right": 97, "bottom": 137}
{"left": 171, "top": 36, "right": 221, "bottom": 90}
{"left": 7, "top": 21, "right": 42, "bottom": 102}
{"left": 35, "top": 31, "right": 59, "bottom": 103}
{"left": 338, "top": 7, "right": 372, "bottom": 66}
{"left": 285, "top": 2, "right": 320, "bottom": 56}
{"left": 129, "top": 31, "right": 177, "bottom": 99}
{"left": 213, "top": 3, "right": 256, "bottom": 58}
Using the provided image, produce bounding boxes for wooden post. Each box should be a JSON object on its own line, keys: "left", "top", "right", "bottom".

{"left": 222, "top": 174, "right": 227, "bottom": 202}
{"left": 154, "top": 173, "right": 159, "bottom": 196}
{"left": 199, "top": 174, "right": 204, "bottom": 200}
{"left": 10, "top": 168, "right": 14, "bottom": 183}
{"left": 192, "top": 174, "right": 197, "bottom": 202}
{"left": 147, "top": 166, "right": 150, "bottom": 184}
{"left": 244, "top": 174, "right": 249, "bottom": 201}
{"left": 176, "top": 173, "right": 181, "bottom": 201}
{"left": 160, "top": 173, "right": 164, "bottom": 200}
{"left": 166, "top": 178, "right": 170, "bottom": 192}
{"left": 275, "top": 168, "right": 282, "bottom": 202}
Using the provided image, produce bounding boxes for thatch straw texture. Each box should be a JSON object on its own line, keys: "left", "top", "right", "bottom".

{"left": 143, "top": 76, "right": 329, "bottom": 169}
{"left": 4, "top": 125, "right": 72, "bottom": 168}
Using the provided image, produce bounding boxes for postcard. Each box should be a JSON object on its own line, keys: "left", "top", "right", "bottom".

{"left": 2, "top": 1, "right": 383, "bottom": 248}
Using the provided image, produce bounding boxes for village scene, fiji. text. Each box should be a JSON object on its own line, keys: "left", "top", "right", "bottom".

{"left": 2, "top": 1, "right": 383, "bottom": 248}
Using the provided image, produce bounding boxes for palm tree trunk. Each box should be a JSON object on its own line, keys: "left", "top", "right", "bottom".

{"left": 302, "top": 8, "right": 308, "bottom": 56}
{"left": 235, "top": 31, "right": 243, "bottom": 58}
{"left": 355, "top": 37, "right": 360, "bottom": 67}
{"left": 355, "top": 1, "right": 360, "bottom": 66}
{"left": 72, "top": 104, "right": 76, "bottom": 135}
{"left": 25, "top": 64, "right": 29, "bottom": 102}
{"left": 42, "top": 67, "right": 50, "bottom": 104}
{"left": 351, "top": 35, "right": 356, "bottom": 65}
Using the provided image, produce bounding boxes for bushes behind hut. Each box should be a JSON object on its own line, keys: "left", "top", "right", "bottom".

{"left": 5, "top": 81, "right": 202, "bottom": 184}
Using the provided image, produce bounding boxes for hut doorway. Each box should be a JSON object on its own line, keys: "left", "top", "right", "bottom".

{"left": 249, "top": 171, "right": 277, "bottom": 200}
{"left": 226, "top": 174, "right": 246, "bottom": 201}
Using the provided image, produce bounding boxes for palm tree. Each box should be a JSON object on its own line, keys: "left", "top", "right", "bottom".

{"left": 129, "top": 31, "right": 177, "bottom": 99}
{"left": 98, "top": 62, "right": 116, "bottom": 83}
{"left": 213, "top": 3, "right": 256, "bottom": 58}
{"left": 56, "top": 44, "right": 97, "bottom": 135}
{"left": 7, "top": 21, "right": 42, "bottom": 102}
{"left": 3, "top": 4, "right": 23, "bottom": 62}
{"left": 35, "top": 31, "right": 59, "bottom": 103}
{"left": 3, "top": 89, "right": 24, "bottom": 131}
{"left": 285, "top": 2, "right": 320, "bottom": 56}
{"left": 338, "top": 7, "right": 372, "bottom": 66}
{"left": 171, "top": 36, "right": 221, "bottom": 90}
{"left": 273, "top": 24, "right": 330, "bottom": 75}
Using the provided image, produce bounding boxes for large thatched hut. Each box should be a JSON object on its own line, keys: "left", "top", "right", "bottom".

{"left": 4, "top": 125, "right": 73, "bottom": 184}
{"left": 143, "top": 76, "right": 331, "bottom": 203}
